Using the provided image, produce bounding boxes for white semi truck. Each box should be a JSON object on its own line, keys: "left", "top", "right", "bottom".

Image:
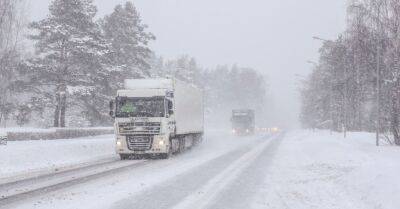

{"left": 110, "top": 79, "right": 204, "bottom": 160}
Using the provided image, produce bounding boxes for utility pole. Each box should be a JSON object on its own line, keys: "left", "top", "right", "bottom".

{"left": 376, "top": 6, "right": 382, "bottom": 147}
{"left": 376, "top": 39, "right": 381, "bottom": 146}
{"left": 312, "top": 37, "right": 336, "bottom": 135}
{"left": 342, "top": 38, "right": 348, "bottom": 139}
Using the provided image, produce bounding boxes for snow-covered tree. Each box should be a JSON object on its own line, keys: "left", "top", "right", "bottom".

{"left": 201, "top": 65, "right": 268, "bottom": 125}
{"left": 301, "top": 0, "right": 400, "bottom": 145}
{"left": 28, "top": 0, "right": 111, "bottom": 127}
{"left": 163, "top": 55, "right": 202, "bottom": 85}
{"left": 148, "top": 53, "right": 165, "bottom": 78}
{"left": 102, "top": 1, "right": 155, "bottom": 80}
{"left": 0, "top": 0, "right": 25, "bottom": 127}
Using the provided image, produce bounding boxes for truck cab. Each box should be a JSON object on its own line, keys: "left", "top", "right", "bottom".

{"left": 231, "top": 109, "right": 255, "bottom": 135}
{"left": 110, "top": 79, "right": 204, "bottom": 160}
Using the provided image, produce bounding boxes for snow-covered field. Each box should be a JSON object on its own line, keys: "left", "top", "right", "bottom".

{"left": 0, "top": 135, "right": 117, "bottom": 181}
{"left": 1, "top": 130, "right": 400, "bottom": 209}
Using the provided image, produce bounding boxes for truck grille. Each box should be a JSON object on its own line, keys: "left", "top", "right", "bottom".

{"left": 119, "top": 122, "right": 161, "bottom": 135}
{"left": 127, "top": 135, "right": 153, "bottom": 151}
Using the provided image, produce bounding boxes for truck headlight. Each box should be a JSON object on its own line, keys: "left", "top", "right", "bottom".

{"left": 159, "top": 140, "right": 165, "bottom": 146}
{"left": 116, "top": 140, "right": 122, "bottom": 146}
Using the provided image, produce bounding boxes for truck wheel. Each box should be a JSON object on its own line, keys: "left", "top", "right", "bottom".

{"left": 178, "top": 138, "right": 185, "bottom": 153}
{"left": 194, "top": 134, "right": 203, "bottom": 145}
{"left": 131, "top": 154, "right": 140, "bottom": 160}
{"left": 120, "top": 154, "right": 129, "bottom": 160}
{"left": 160, "top": 146, "right": 172, "bottom": 159}
{"left": 160, "top": 153, "right": 170, "bottom": 159}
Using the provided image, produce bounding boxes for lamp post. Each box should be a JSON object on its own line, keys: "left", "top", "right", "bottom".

{"left": 313, "top": 36, "right": 347, "bottom": 138}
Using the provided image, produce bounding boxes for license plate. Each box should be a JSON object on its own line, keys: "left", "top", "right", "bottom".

{"left": 128, "top": 136, "right": 150, "bottom": 142}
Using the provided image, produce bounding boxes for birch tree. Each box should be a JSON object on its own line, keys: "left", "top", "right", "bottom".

{"left": 0, "top": 0, "right": 24, "bottom": 127}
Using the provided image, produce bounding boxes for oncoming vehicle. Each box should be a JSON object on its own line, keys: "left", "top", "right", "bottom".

{"left": 231, "top": 109, "right": 255, "bottom": 135}
{"left": 110, "top": 79, "right": 204, "bottom": 160}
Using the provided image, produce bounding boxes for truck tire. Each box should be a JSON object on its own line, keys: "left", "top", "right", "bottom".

{"left": 160, "top": 146, "right": 172, "bottom": 159}
{"left": 194, "top": 134, "right": 203, "bottom": 145}
{"left": 120, "top": 154, "right": 129, "bottom": 160}
{"left": 178, "top": 138, "right": 185, "bottom": 153}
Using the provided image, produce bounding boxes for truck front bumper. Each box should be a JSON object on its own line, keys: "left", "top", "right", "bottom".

{"left": 115, "top": 135, "right": 169, "bottom": 155}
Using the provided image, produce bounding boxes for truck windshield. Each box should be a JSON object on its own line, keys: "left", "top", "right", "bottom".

{"left": 232, "top": 116, "right": 251, "bottom": 124}
{"left": 116, "top": 97, "right": 165, "bottom": 117}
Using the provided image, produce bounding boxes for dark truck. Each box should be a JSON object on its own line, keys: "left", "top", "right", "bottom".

{"left": 231, "top": 109, "right": 255, "bottom": 135}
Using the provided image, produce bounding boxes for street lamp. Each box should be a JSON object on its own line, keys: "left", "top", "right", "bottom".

{"left": 313, "top": 36, "right": 347, "bottom": 137}
{"left": 307, "top": 60, "right": 318, "bottom": 66}
{"left": 313, "top": 36, "right": 334, "bottom": 43}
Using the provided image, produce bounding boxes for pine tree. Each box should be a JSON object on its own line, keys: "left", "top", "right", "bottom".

{"left": 148, "top": 54, "right": 165, "bottom": 78}
{"left": 28, "top": 0, "right": 110, "bottom": 127}
{"left": 164, "top": 55, "right": 201, "bottom": 85}
{"left": 102, "top": 1, "right": 155, "bottom": 81}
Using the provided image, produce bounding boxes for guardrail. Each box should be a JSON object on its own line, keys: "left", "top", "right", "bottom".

{"left": 5, "top": 128, "right": 114, "bottom": 141}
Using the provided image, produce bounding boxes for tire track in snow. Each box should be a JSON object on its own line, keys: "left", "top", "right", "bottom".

{"left": 208, "top": 132, "right": 285, "bottom": 209}
{"left": 110, "top": 134, "right": 277, "bottom": 209}
{"left": 172, "top": 133, "right": 283, "bottom": 209}
{"left": 0, "top": 157, "right": 118, "bottom": 188}
{"left": 0, "top": 159, "right": 147, "bottom": 206}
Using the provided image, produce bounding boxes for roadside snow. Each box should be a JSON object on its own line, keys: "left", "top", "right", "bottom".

{"left": 252, "top": 130, "right": 400, "bottom": 209}
{"left": 0, "top": 135, "right": 117, "bottom": 181}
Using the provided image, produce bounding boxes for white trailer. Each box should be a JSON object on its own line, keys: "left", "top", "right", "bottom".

{"left": 110, "top": 78, "right": 204, "bottom": 159}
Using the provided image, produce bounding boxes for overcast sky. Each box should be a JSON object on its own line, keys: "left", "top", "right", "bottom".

{"left": 26, "top": 0, "right": 347, "bottom": 128}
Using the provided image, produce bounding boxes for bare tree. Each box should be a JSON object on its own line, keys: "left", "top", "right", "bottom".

{"left": 0, "top": 0, "right": 25, "bottom": 127}
{"left": 301, "top": 0, "right": 400, "bottom": 145}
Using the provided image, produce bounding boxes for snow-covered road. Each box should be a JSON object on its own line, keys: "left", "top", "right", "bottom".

{"left": 1, "top": 130, "right": 400, "bottom": 209}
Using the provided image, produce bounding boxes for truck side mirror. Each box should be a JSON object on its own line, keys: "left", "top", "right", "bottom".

{"left": 109, "top": 100, "right": 115, "bottom": 118}
{"left": 109, "top": 111, "right": 115, "bottom": 118}
{"left": 168, "top": 100, "right": 174, "bottom": 115}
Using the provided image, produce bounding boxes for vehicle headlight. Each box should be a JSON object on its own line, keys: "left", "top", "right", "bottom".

{"left": 116, "top": 140, "right": 122, "bottom": 146}
{"left": 159, "top": 140, "right": 165, "bottom": 146}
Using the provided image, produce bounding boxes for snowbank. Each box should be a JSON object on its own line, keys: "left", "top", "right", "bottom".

{"left": 252, "top": 130, "right": 400, "bottom": 209}
{"left": 0, "top": 135, "right": 117, "bottom": 181}
{"left": 1, "top": 127, "right": 113, "bottom": 141}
